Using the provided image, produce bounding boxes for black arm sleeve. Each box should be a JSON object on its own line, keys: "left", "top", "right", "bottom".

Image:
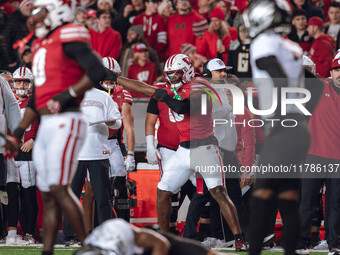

{"left": 62, "top": 42, "right": 115, "bottom": 84}
{"left": 255, "top": 55, "right": 288, "bottom": 79}
{"left": 147, "top": 98, "right": 159, "bottom": 115}
{"left": 163, "top": 94, "right": 190, "bottom": 114}
{"left": 26, "top": 85, "right": 37, "bottom": 113}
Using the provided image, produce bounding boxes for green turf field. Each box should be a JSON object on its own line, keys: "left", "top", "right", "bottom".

{"left": 0, "top": 247, "right": 77, "bottom": 255}
{"left": 0, "top": 247, "right": 329, "bottom": 255}
{"left": 219, "top": 252, "right": 328, "bottom": 255}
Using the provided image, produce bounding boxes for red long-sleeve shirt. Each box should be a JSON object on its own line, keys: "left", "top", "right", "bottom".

{"left": 127, "top": 60, "right": 158, "bottom": 98}
{"left": 196, "top": 28, "right": 237, "bottom": 63}
{"left": 165, "top": 10, "right": 208, "bottom": 59}
{"left": 90, "top": 27, "right": 122, "bottom": 60}
{"left": 132, "top": 13, "right": 167, "bottom": 54}
{"left": 308, "top": 79, "right": 340, "bottom": 160}
{"left": 309, "top": 34, "right": 335, "bottom": 78}
{"left": 234, "top": 107, "right": 256, "bottom": 167}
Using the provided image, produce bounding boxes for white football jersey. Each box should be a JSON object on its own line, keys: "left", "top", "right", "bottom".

{"left": 84, "top": 219, "right": 143, "bottom": 255}
{"left": 250, "top": 32, "right": 304, "bottom": 118}
{"left": 78, "top": 88, "right": 122, "bottom": 160}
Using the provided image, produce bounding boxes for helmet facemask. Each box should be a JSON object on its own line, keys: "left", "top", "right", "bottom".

{"left": 100, "top": 80, "right": 117, "bottom": 90}
{"left": 164, "top": 70, "right": 185, "bottom": 91}
{"left": 100, "top": 57, "right": 122, "bottom": 91}
{"left": 14, "top": 79, "right": 33, "bottom": 97}
{"left": 163, "top": 54, "right": 194, "bottom": 91}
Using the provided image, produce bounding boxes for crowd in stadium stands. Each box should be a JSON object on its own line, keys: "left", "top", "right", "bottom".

{"left": 0, "top": 0, "right": 339, "bottom": 254}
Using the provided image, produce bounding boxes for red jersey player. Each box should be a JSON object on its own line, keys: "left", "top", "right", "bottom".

{"left": 151, "top": 54, "right": 247, "bottom": 251}
{"left": 4, "top": 67, "right": 39, "bottom": 245}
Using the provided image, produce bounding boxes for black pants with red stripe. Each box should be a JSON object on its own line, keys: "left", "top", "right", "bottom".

{"left": 63, "top": 159, "right": 112, "bottom": 239}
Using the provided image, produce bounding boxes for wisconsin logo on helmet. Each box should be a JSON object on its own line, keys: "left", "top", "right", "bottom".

{"left": 164, "top": 54, "right": 195, "bottom": 91}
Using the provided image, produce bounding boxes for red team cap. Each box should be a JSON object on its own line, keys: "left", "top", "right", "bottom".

{"left": 133, "top": 43, "right": 148, "bottom": 53}
{"left": 210, "top": 7, "right": 225, "bottom": 21}
{"left": 86, "top": 9, "right": 96, "bottom": 19}
{"left": 306, "top": 17, "right": 323, "bottom": 27}
{"left": 331, "top": 58, "right": 340, "bottom": 70}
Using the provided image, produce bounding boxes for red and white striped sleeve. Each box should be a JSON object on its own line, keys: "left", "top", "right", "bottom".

{"left": 192, "top": 19, "right": 208, "bottom": 38}
{"left": 122, "top": 89, "right": 133, "bottom": 105}
{"left": 59, "top": 25, "right": 90, "bottom": 44}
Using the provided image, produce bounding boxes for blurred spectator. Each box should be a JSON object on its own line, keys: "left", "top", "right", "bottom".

{"left": 196, "top": 7, "right": 237, "bottom": 63}
{"left": 180, "top": 43, "right": 207, "bottom": 75}
{"left": 165, "top": 0, "right": 208, "bottom": 59}
{"left": 157, "top": 0, "right": 173, "bottom": 19}
{"left": 0, "top": 0, "right": 34, "bottom": 72}
{"left": 227, "top": 24, "right": 252, "bottom": 79}
{"left": 0, "top": 70, "right": 14, "bottom": 92}
{"left": 85, "top": 9, "right": 97, "bottom": 30}
{"left": 325, "top": 2, "right": 340, "bottom": 48}
{"left": 74, "top": 6, "right": 86, "bottom": 26}
{"left": 133, "top": 0, "right": 167, "bottom": 60}
{"left": 288, "top": 9, "right": 313, "bottom": 54}
{"left": 98, "top": 0, "right": 114, "bottom": 11}
{"left": 119, "top": 25, "right": 161, "bottom": 77}
{"left": 90, "top": 9, "right": 122, "bottom": 59}
{"left": 119, "top": 0, "right": 145, "bottom": 24}
{"left": 213, "top": 0, "right": 231, "bottom": 23}
{"left": 97, "top": 0, "right": 130, "bottom": 42}
{"left": 307, "top": 17, "right": 335, "bottom": 78}
{"left": 20, "top": 46, "right": 31, "bottom": 69}
{"left": 127, "top": 43, "right": 158, "bottom": 97}
{"left": 0, "top": 1, "right": 15, "bottom": 18}
{"left": 290, "top": 0, "right": 324, "bottom": 20}
{"left": 197, "top": 0, "right": 214, "bottom": 19}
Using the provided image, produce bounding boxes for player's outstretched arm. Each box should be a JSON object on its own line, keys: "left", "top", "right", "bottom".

{"left": 117, "top": 76, "right": 156, "bottom": 97}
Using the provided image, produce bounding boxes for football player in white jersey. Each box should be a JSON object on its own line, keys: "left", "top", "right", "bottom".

{"left": 74, "top": 218, "right": 216, "bottom": 255}
{"left": 243, "top": 0, "right": 321, "bottom": 255}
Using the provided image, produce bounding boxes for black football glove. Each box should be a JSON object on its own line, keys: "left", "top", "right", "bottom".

{"left": 154, "top": 88, "right": 168, "bottom": 101}
{"left": 105, "top": 68, "right": 119, "bottom": 82}
{"left": 47, "top": 89, "right": 74, "bottom": 113}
